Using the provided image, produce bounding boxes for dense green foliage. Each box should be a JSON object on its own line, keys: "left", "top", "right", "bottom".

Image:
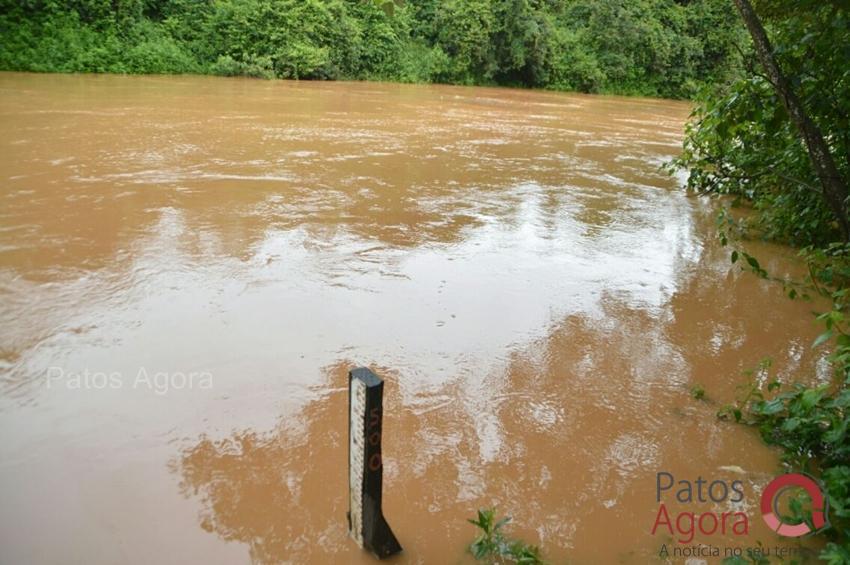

{"left": 0, "top": 0, "right": 746, "bottom": 98}
{"left": 678, "top": 1, "right": 850, "bottom": 561}
{"left": 468, "top": 508, "right": 545, "bottom": 565}
{"left": 677, "top": 2, "right": 849, "bottom": 245}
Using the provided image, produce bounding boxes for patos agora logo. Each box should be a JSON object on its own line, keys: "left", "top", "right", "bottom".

{"left": 651, "top": 471, "right": 829, "bottom": 544}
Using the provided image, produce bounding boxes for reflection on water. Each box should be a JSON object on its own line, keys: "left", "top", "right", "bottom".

{"left": 176, "top": 371, "right": 351, "bottom": 564}
{"left": 0, "top": 73, "right": 828, "bottom": 563}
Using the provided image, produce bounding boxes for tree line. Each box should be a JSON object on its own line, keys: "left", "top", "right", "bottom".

{"left": 0, "top": 0, "right": 745, "bottom": 99}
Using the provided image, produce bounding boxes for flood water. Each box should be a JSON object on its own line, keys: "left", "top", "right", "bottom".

{"left": 0, "top": 73, "right": 830, "bottom": 563}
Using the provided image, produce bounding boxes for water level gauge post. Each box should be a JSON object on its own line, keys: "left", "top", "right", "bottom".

{"left": 347, "top": 367, "right": 402, "bottom": 559}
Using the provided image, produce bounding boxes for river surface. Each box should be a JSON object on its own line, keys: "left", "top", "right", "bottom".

{"left": 0, "top": 73, "right": 830, "bottom": 564}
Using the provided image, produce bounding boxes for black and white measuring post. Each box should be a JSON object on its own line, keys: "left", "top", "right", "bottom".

{"left": 347, "top": 367, "right": 402, "bottom": 559}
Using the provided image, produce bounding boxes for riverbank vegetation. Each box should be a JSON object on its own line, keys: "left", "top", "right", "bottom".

{"left": 676, "top": 1, "right": 849, "bottom": 561}
{"left": 0, "top": 0, "right": 746, "bottom": 99}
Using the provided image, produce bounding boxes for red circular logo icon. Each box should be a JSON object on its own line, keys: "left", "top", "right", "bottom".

{"left": 761, "top": 473, "right": 827, "bottom": 537}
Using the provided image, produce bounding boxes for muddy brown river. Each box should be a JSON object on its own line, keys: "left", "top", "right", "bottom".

{"left": 0, "top": 73, "right": 830, "bottom": 563}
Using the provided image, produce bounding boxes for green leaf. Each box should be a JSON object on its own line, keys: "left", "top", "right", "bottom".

{"left": 757, "top": 399, "right": 785, "bottom": 415}
{"left": 813, "top": 329, "right": 834, "bottom": 348}
{"left": 800, "top": 388, "right": 825, "bottom": 410}
{"left": 781, "top": 417, "right": 801, "bottom": 431}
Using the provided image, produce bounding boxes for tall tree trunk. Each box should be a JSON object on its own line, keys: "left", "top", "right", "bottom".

{"left": 732, "top": 0, "right": 850, "bottom": 240}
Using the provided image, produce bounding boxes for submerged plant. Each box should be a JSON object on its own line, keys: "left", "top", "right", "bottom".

{"left": 468, "top": 508, "right": 546, "bottom": 565}
{"left": 691, "top": 384, "right": 707, "bottom": 401}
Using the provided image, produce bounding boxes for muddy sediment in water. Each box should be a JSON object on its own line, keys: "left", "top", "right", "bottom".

{"left": 0, "top": 73, "right": 827, "bottom": 563}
